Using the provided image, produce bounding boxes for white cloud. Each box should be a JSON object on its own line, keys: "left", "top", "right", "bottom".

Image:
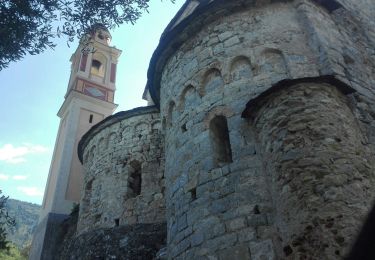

{"left": 0, "top": 143, "right": 49, "bottom": 164}
{"left": 13, "top": 175, "right": 28, "bottom": 181}
{"left": 17, "top": 187, "right": 44, "bottom": 197}
{"left": 0, "top": 174, "right": 9, "bottom": 180}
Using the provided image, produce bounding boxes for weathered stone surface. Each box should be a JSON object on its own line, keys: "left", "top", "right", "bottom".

{"left": 58, "top": 223, "right": 166, "bottom": 260}
{"left": 153, "top": 0, "right": 375, "bottom": 259}
{"left": 249, "top": 82, "right": 375, "bottom": 259}
{"left": 61, "top": 0, "right": 375, "bottom": 259}
{"left": 77, "top": 107, "right": 165, "bottom": 234}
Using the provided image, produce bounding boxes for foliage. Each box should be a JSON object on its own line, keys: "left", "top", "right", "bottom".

{"left": 5, "top": 199, "right": 40, "bottom": 249}
{"left": 0, "top": 190, "right": 16, "bottom": 251}
{"left": 0, "top": 0, "right": 57, "bottom": 70}
{"left": 20, "top": 241, "right": 32, "bottom": 259}
{"left": 0, "top": 243, "right": 27, "bottom": 260}
{"left": 0, "top": 0, "right": 175, "bottom": 70}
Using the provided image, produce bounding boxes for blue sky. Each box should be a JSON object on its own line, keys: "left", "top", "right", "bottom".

{"left": 0, "top": 0, "right": 184, "bottom": 205}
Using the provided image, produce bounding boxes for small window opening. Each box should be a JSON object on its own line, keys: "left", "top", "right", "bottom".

{"left": 190, "top": 188, "right": 197, "bottom": 201}
{"left": 89, "top": 114, "right": 93, "bottom": 123}
{"left": 92, "top": 60, "right": 101, "bottom": 70}
{"left": 253, "top": 205, "right": 261, "bottom": 214}
{"left": 91, "top": 59, "right": 105, "bottom": 77}
{"left": 284, "top": 245, "right": 293, "bottom": 256}
{"left": 98, "top": 33, "right": 105, "bottom": 40}
{"left": 209, "top": 115, "right": 233, "bottom": 166}
{"left": 128, "top": 161, "right": 142, "bottom": 197}
{"left": 114, "top": 218, "right": 120, "bottom": 227}
{"left": 86, "top": 179, "right": 93, "bottom": 191}
{"left": 181, "top": 123, "right": 187, "bottom": 133}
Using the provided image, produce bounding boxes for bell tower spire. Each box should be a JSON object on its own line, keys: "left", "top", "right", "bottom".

{"left": 30, "top": 25, "right": 122, "bottom": 260}
{"left": 67, "top": 24, "right": 121, "bottom": 103}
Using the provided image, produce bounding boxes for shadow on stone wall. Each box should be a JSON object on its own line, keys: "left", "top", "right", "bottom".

{"left": 56, "top": 219, "right": 166, "bottom": 260}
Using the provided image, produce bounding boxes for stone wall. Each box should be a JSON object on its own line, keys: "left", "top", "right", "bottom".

{"left": 244, "top": 81, "right": 375, "bottom": 258}
{"left": 64, "top": 0, "right": 375, "bottom": 259}
{"left": 59, "top": 223, "right": 166, "bottom": 260}
{"left": 160, "top": 2, "right": 311, "bottom": 258}
{"left": 77, "top": 106, "right": 165, "bottom": 234}
{"left": 154, "top": 1, "right": 375, "bottom": 259}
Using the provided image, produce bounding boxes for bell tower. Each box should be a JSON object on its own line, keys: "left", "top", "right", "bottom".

{"left": 66, "top": 24, "right": 120, "bottom": 105}
{"left": 30, "top": 25, "right": 121, "bottom": 260}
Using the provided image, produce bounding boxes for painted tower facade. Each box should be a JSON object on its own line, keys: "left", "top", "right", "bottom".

{"left": 30, "top": 25, "right": 121, "bottom": 260}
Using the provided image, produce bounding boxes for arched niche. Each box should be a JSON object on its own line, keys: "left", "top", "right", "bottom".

{"left": 121, "top": 126, "right": 130, "bottom": 139}
{"left": 202, "top": 68, "right": 224, "bottom": 95}
{"left": 107, "top": 132, "right": 117, "bottom": 147}
{"left": 89, "top": 145, "right": 96, "bottom": 161}
{"left": 260, "top": 48, "right": 288, "bottom": 80}
{"left": 98, "top": 137, "right": 106, "bottom": 151}
{"left": 179, "top": 84, "right": 197, "bottom": 111}
{"left": 83, "top": 152, "right": 90, "bottom": 165}
{"left": 167, "top": 101, "right": 176, "bottom": 127}
{"left": 162, "top": 117, "right": 167, "bottom": 131}
{"left": 127, "top": 160, "right": 142, "bottom": 198}
{"left": 91, "top": 52, "right": 107, "bottom": 78}
{"left": 230, "top": 56, "right": 253, "bottom": 81}
{"left": 152, "top": 121, "right": 161, "bottom": 131}
{"left": 209, "top": 115, "right": 233, "bottom": 167}
{"left": 135, "top": 122, "right": 150, "bottom": 137}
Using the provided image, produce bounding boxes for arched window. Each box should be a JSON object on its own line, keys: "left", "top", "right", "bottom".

{"left": 128, "top": 161, "right": 142, "bottom": 197}
{"left": 209, "top": 116, "right": 233, "bottom": 166}
{"left": 90, "top": 53, "right": 106, "bottom": 77}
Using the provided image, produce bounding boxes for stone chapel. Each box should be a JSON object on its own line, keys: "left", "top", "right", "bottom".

{"left": 31, "top": 0, "right": 375, "bottom": 259}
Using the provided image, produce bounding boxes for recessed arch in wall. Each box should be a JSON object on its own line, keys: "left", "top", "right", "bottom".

{"left": 127, "top": 160, "right": 142, "bottom": 198}
{"left": 89, "top": 145, "right": 96, "bottom": 161}
{"left": 98, "top": 137, "right": 106, "bottom": 151}
{"left": 167, "top": 101, "right": 176, "bottom": 127}
{"left": 209, "top": 115, "right": 233, "bottom": 167}
{"left": 162, "top": 117, "right": 167, "bottom": 131}
{"left": 201, "top": 68, "right": 224, "bottom": 96}
{"left": 135, "top": 122, "right": 150, "bottom": 138}
{"left": 152, "top": 121, "right": 161, "bottom": 131}
{"left": 120, "top": 126, "right": 131, "bottom": 140}
{"left": 260, "top": 48, "right": 289, "bottom": 80}
{"left": 203, "top": 106, "right": 235, "bottom": 128}
{"left": 83, "top": 151, "right": 89, "bottom": 164}
{"left": 179, "top": 84, "right": 198, "bottom": 111}
{"left": 80, "top": 178, "right": 95, "bottom": 216}
{"left": 135, "top": 122, "right": 150, "bottom": 131}
{"left": 107, "top": 132, "right": 117, "bottom": 147}
{"left": 230, "top": 56, "right": 253, "bottom": 81}
{"left": 91, "top": 52, "right": 107, "bottom": 78}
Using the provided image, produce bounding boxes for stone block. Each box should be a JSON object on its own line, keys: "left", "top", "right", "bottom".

{"left": 226, "top": 217, "right": 247, "bottom": 232}
{"left": 218, "top": 244, "right": 251, "bottom": 260}
{"left": 238, "top": 227, "right": 256, "bottom": 242}
{"left": 249, "top": 239, "right": 275, "bottom": 260}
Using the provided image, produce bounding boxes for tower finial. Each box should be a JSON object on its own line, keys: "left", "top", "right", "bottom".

{"left": 85, "top": 23, "right": 112, "bottom": 45}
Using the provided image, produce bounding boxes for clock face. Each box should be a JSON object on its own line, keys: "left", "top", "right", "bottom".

{"left": 84, "top": 86, "right": 106, "bottom": 100}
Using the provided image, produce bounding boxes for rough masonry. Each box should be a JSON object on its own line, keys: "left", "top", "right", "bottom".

{"left": 61, "top": 0, "right": 375, "bottom": 259}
